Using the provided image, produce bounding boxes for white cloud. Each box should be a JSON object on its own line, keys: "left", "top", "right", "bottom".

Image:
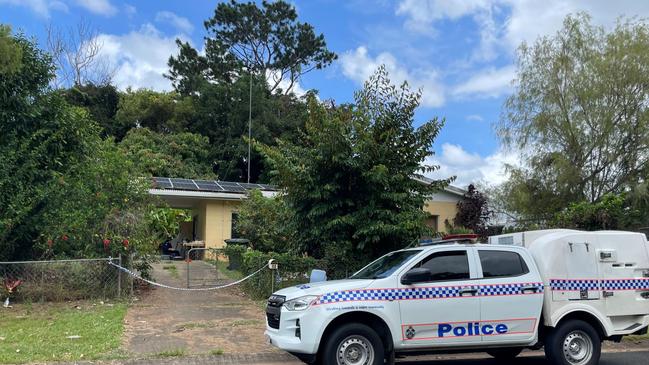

{"left": 397, "top": 0, "right": 491, "bottom": 34}
{"left": 0, "top": 0, "right": 118, "bottom": 17}
{"left": 466, "top": 114, "right": 484, "bottom": 122}
{"left": 397, "top": 0, "right": 649, "bottom": 53}
{"left": 155, "top": 11, "right": 194, "bottom": 34}
{"left": 340, "top": 46, "right": 445, "bottom": 108}
{"left": 266, "top": 69, "right": 309, "bottom": 97}
{"left": 425, "top": 143, "right": 520, "bottom": 187}
{"left": 452, "top": 65, "right": 515, "bottom": 99}
{"left": 0, "top": 0, "right": 55, "bottom": 17}
{"left": 74, "top": 0, "right": 116, "bottom": 16}
{"left": 95, "top": 24, "right": 185, "bottom": 91}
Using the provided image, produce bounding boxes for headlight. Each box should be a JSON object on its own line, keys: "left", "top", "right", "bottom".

{"left": 283, "top": 295, "right": 319, "bottom": 311}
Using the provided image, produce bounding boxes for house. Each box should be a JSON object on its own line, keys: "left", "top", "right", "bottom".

{"left": 149, "top": 177, "right": 466, "bottom": 250}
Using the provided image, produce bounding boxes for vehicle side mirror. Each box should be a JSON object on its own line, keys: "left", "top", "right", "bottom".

{"left": 401, "top": 268, "right": 432, "bottom": 285}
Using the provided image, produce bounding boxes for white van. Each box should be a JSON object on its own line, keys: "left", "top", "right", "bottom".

{"left": 265, "top": 230, "right": 649, "bottom": 365}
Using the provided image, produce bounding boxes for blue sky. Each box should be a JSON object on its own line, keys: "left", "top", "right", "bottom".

{"left": 2, "top": 0, "right": 649, "bottom": 187}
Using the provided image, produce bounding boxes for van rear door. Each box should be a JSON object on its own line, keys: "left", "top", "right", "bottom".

{"left": 597, "top": 235, "right": 649, "bottom": 316}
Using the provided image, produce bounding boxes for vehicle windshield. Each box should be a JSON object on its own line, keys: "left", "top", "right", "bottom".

{"left": 350, "top": 250, "right": 422, "bottom": 279}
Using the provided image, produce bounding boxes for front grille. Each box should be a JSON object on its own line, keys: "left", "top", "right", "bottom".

{"left": 266, "top": 295, "right": 285, "bottom": 329}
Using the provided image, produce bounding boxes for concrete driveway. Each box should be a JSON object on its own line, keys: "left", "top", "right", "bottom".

{"left": 123, "top": 260, "right": 281, "bottom": 357}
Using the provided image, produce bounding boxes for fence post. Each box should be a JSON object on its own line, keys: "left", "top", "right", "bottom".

{"left": 214, "top": 249, "right": 219, "bottom": 281}
{"left": 129, "top": 253, "right": 134, "bottom": 298}
{"left": 117, "top": 256, "right": 122, "bottom": 299}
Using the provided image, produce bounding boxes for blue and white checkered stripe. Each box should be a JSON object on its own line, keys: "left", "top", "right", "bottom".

{"left": 317, "top": 282, "right": 543, "bottom": 305}
{"left": 550, "top": 279, "right": 601, "bottom": 291}
{"left": 479, "top": 283, "right": 544, "bottom": 296}
{"left": 602, "top": 279, "right": 649, "bottom": 291}
{"left": 550, "top": 278, "right": 649, "bottom": 291}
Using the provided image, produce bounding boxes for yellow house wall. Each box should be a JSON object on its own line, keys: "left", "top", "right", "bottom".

{"left": 201, "top": 200, "right": 242, "bottom": 249}
{"left": 423, "top": 200, "right": 458, "bottom": 233}
{"left": 188, "top": 194, "right": 459, "bottom": 247}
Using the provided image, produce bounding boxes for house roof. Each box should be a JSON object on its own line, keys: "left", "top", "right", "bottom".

{"left": 152, "top": 177, "right": 278, "bottom": 194}
{"left": 412, "top": 176, "right": 467, "bottom": 197}
{"left": 150, "top": 176, "right": 466, "bottom": 198}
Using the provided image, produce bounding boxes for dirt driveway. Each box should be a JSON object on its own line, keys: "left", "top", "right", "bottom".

{"left": 123, "top": 260, "right": 282, "bottom": 357}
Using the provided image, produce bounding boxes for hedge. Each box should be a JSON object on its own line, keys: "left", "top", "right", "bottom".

{"left": 237, "top": 249, "right": 324, "bottom": 299}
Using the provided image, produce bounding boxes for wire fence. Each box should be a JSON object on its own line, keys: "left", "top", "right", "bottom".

{"left": 0, "top": 258, "right": 129, "bottom": 303}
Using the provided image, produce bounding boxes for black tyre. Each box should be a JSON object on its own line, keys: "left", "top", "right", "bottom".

{"left": 544, "top": 320, "right": 601, "bottom": 365}
{"left": 321, "top": 323, "right": 385, "bottom": 365}
{"left": 486, "top": 347, "right": 523, "bottom": 360}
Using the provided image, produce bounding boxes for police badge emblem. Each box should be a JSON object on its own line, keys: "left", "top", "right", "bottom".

{"left": 405, "top": 326, "right": 416, "bottom": 339}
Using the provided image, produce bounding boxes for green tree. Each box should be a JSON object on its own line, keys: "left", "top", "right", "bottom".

{"left": 499, "top": 14, "right": 649, "bottom": 220}
{"left": 0, "top": 29, "right": 157, "bottom": 260}
{"left": 235, "top": 190, "right": 297, "bottom": 253}
{"left": 258, "top": 67, "right": 451, "bottom": 262}
{"left": 167, "top": 0, "right": 336, "bottom": 95}
{"left": 62, "top": 84, "right": 122, "bottom": 139}
{"left": 119, "top": 128, "right": 213, "bottom": 179}
{"left": 36, "top": 140, "right": 157, "bottom": 260}
{"left": 551, "top": 193, "right": 641, "bottom": 231}
{"left": 115, "top": 89, "right": 195, "bottom": 135}
{"left": 164, "top": 0, "right": 333, "bottom": 182}
{"left": 0, "top": 25, "right": 22, "bottom": 75}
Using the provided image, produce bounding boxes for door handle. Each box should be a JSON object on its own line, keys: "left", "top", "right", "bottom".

{"left": 521, "top": 285, "right": 540, "bottom": 293}
{"left": 459, "top": 288, "right": 478, "bottom": 296}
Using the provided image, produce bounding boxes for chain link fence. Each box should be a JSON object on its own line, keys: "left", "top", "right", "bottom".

{"left": 0, "top": 258, "right": 129, "bottom": 302}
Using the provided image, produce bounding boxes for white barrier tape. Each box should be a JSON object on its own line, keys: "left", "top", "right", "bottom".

{"left": 107, "top": 259, "right": 269, "bottom": 291}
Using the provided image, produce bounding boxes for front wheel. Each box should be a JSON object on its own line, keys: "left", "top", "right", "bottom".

{"left": 321, "top": 323, "right": 384, "bottom": 365}
{"left": 544, "top": 320, "right": 601, "bottom": 365}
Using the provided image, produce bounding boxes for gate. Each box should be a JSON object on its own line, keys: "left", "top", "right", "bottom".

{"left": 185, "top": 248, "right": 231, "bottom": 288}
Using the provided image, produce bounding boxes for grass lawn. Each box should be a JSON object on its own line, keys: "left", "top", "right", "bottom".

{"left": 0, "top": 301, "right": 127, "bottom": 364}
{"left": 625, "top": 332, "right": 649, "bottom": 342}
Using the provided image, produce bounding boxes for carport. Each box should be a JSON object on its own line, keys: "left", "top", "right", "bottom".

{"left": 148, "top": 177, "right": 279, "bottom": 250}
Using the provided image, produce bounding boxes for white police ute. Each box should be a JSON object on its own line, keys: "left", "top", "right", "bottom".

{"left": 265, "top": 230, "right": 649, "bottom": 365}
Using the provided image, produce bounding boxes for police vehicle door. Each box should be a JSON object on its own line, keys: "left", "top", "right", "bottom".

{"left": 475, "top": 247, "right": 543, "bottom": 344}
{"left": 398, "top": 248, "right": 481, "bottom": 347}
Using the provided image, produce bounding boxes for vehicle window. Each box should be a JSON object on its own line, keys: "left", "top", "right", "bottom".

{"left": 416, "top": 250, "right": 470, "bottom": 281}
{"left": 479, "top": 250, "right": 529, "bottom": 278}
{"left": 350, "top": 250, "right": 422, "bottom": 279}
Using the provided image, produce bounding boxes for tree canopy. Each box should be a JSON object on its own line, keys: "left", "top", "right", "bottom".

{"left": 163, "top": 0, "right": 334, "bottom": 182}
{"left": 257, "top": 67, "right": 450, "bottom": 262}
{"left": 0, "top": 30, "right": 156, "bottom": 260}
{"left": 498, "top": 13, "right": 649, "bottom": 221}
{"left": 167, "top": 0, "right": 336, "bottom": 95}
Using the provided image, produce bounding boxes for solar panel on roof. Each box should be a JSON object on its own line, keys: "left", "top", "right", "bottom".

{"left": 173, "top": 183, "right": 197, "bottom": 190}
{"left": 152, "top": 177, "right": 278, "bottom": 193}
{"left": 169, "top": 178, "right": 195, "bottom": 184}
{"left": 168, "top": 178, "right": 198, "bottom": 191}
{"left": 195, "top": 181, "right": 223, "bottom": 192}
{"left": 153, "top": 177, "right": 173, "bottom": 189}
{"left": 218, "top": 181, "right": 247, "bottom": 192}
{"left": 239, "top": 182, "right": 261, "bottom": 190}
{"left": 258, "top": 184, "right": 276, "bottom": 191}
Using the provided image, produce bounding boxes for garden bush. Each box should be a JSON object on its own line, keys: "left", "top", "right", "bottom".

{"left": 223, "top": 244, "right": 248, "bottom": 271}
{"left": 237, "top": 249, "right": 323, "bottom": 299}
